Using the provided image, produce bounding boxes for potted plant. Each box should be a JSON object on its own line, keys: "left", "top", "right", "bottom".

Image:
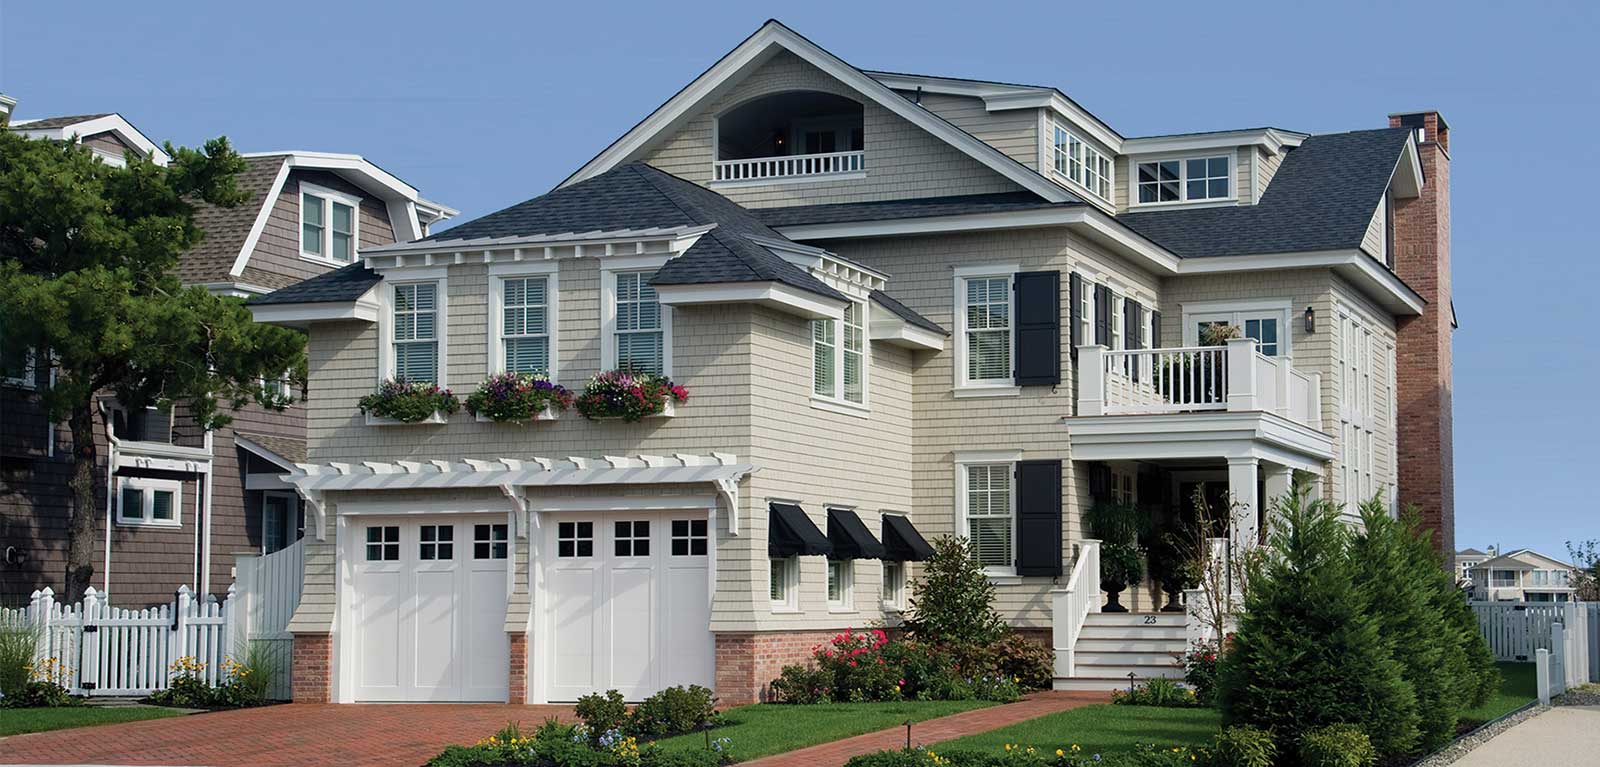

{"left": 1149, "top": 533, "right": 1200, "bottom": 612}
{"left": 574, "top": 370, "right": 688, "bottom": 422}
{"left": 1099, "top": 542, "right": 1144, "bottom": 613}
{"left": 464, "top": 372, "right": 573, "bottom": 423}
{"left": 358, "top": 378, "right": 459, "bottom": 424}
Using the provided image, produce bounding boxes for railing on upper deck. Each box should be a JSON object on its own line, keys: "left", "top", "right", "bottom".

{"left": 712, "top": 150, "right": 865, "bottom": 183}
{"left": 1078, "top": 337, "right": 1321, "bottom": 429}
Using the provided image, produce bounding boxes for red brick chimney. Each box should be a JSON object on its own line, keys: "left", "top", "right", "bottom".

{"left": 1387, "top": 110, "right": 1453, "bottom": 557}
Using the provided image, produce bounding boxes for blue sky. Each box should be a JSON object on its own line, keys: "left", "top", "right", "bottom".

{"left": 2, "top": 1, "right": 1594, "bottom": 559}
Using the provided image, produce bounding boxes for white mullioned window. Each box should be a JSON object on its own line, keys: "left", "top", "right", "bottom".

{"left": 1182, "top": 301, "right": 1292, "bottom": 357}
{"left": 812, "top": 300, "right": 869, "bottom": 408}
{"left": 501, "top": 276, "right": 550, "bottom": 375}
{"left": 812, "top": 316, "right": 836, "bottom": 397}
{"left": 299, "top": 183, "right": 360, "bottom": 264}
{"left": 842, "top": 302, "right": 865, "bottom": 404}
{"left": 603, "top": 260, "right": 672, "bottom": 376}
{"left": 957, "top": 273, "right": 1014, "bottom": 389}
{"left": 392, "top": 282, "right": 439, "bottom": 383}
{"left": 1339, "top": 309, "right": 1378, "bottom": 505}
{"left": 1051, "top": 122, "right": 1113, "bottom": 202}
{"left": 1136, "top": 156, "right": 1232, "bottom": 204}
{"left": 769, "top": 556, "right": 798, "bottom": 610}
{"left": 881, "top": 561, "right": 905, "bottom": 608}
{"left": 963, "top": 462, "right": 1015, "bottom": 572}
{"left": 117, "top": 477, "right": 182, "bottom": 527}
{"left": 827, "top": 559, "right": 853, "bottom": 610}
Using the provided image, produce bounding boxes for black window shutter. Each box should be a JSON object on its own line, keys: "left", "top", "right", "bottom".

{"left": 1151, "top": 310, "right": 1163, "bottom": 350}
{"left": 1126, "top": 299, "right": 1143, "bottom": 382}
{"left": 1013, "top": 270, "right": 1060, "bottom": 386}
{"left": 1015, "top": 460, "right": 1063, "bottom": 577}
{"left": 1068, "top": 273, "right": 1084, "bottom": 361}
{"left": 1093, "top": 284, "right": 1111, "bottom": 346}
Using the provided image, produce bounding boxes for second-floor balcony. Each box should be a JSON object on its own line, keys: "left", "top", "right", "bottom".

{"left": 713, "top": 150, "right": 865, "bottom": 183}
{"left": 713, "top": 90, "right": 865, "bottom": 184}
{"left": 1078, "top": 337, "right": 1321, "bottom": 429}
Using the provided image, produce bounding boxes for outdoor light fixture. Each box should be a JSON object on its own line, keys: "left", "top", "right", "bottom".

{"left": 1304, "top": 306, "right": 1316, "bottom": 334}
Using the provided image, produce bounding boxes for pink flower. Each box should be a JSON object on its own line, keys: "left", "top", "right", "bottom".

{"left": 848, "top": 661, "right": 857, "bottom": 668}
{"left": 898, "top": 679, "right": 907, "bottom": 686}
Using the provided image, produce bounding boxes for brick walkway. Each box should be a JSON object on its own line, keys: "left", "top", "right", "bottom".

{"left": 0, "top": 703, "right": 575, "bottom": 767}
{"left": 742, "top": 691, "right": 1110, "bottom": 767}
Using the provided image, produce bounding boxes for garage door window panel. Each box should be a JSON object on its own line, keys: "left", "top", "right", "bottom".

{"left": 558, "top": 521, "right": 594, "bottom": 558}
{"left": 671, "top": 519, "right": 708, "bottom": 556}
{"left": 474, "top": 524, "right": 509, "bottom": 560}
{"left": 615, "top": 520, "right": 651, "bottom": 557}
{"left": 420, "top": 525, "right": 454, "bottom": 560}
{"left": 366, "top": 526, "right": 400, "bottom": 561}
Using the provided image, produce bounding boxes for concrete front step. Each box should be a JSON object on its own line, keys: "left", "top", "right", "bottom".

{"left": 1075, "top": 638, "right": 1188, "bottom": 653}
{"left": 1075, "top": 663, "right": 1184, "bottom": 679}
{"left": 1055, "top": 675, "right": 1179, "bottom": 692}
{"left": 1083, "top": 612, "right": 1187, "bottom": 627}
{"left": 1078, "top": 624, "right": 1187, "bottom": 641}
{"left": 1076, "top": 650, "right": 1182, "bottom": 667}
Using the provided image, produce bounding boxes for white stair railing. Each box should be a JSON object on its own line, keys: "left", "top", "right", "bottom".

{"left": 1051, "top": 539, "right": 1101, "bottom": 678}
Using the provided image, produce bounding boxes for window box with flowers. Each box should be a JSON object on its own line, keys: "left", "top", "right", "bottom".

{"left": 465, "top": 372, "right": 574, "bottom": 424}
{"left": 575, "top": 371, "right": 689, "bottom": 422}
{"left": 359, "top": 379, "right": 460, "bottom": 426}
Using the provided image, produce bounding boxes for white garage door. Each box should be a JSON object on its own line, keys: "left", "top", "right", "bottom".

{"left": 350, "top": 516, "right": 510, "bottom": 702}
{"left": 544, "top": 511, "right": 713, "bottom": 701}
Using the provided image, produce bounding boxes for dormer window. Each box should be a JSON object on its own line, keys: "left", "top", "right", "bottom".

{"left": 715, "top": 91, "right": 865, "bottom": 183}
{"left": 1050, "top": 122, "right": 1112, "bottom": 203}
{"left": 1135, "top": 156, "right": 1232, "bottom": 204}
{"left": 300, "top": 183, "right": 360, "bottom": 264}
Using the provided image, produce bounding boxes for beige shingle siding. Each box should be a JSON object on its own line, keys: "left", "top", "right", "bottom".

{"left": 638, "top": 50, "right": 1023, "bottom": 208}
{"left": 1255, "top": 146, "right": 1284, "bottom": 201}
{"left": 910, "top": 93, "right": 1040, "bottom": 170}
{"left": 1360, "top": 196, "right": 1387, "bottom": 261}
{"left": 286, "top": 538, "right": 336, "bottom": 633}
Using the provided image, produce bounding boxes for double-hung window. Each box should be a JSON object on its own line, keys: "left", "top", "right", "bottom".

{"left": 392, "top": 282, "right": 440, "bottom": 383}
{"left": 811, "top": 300, "right": 868, "bottom": 407}
{"left": 827, "top": 559, "right": 852, "bottom": 610}
{"left": 963, "top": 463, "right": 1014, "bottom": 572}
{"left": 957, "top": 272, "right": 1014, "bottom": 390}
{"left": 118, "top": 477, "right": 181, "bottom": 528}
{"left": 881, "top": 561, "right": 905, "bottom": 608}
{"left": 1050, "top": 122, "right": 1113, "bottom": 203}
{"left": 612, "top": 270, "right": 666, "bottom": 375}
{"left": 300, "top": 183, "right": 360, "bottom": 263}
{"left": 1, "top": 343, "right": 34, "bottom": 389}
{"left": 502, "top": 276, "right": 550, "bottom": 375}
{"left": 769, "top": 556, "right": 798, "bottom": 611}
{"left": 1136, "top": 156, "right": 1231, "bottom": 204}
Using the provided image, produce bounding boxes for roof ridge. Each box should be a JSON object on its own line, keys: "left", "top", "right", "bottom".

{"left": 626, "top": 163, "right": 713, "bottom": 226}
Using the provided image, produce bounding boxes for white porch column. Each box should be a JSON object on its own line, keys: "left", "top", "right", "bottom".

{"left": 1262, "top": 463, "right": 1293, "bottom": 541}
{"left": 1227, "top": 457, "right": 1259, "bottom": 550}
{"left": 1077, "top": 345, "right": 1107, "bottom": 416}
{"left": 1224, "top": 338, "right": 1259, "bottom": 412}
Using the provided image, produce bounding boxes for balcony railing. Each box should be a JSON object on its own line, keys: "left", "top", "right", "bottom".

{"left": 1078, "top": 337, "right": 1322, "bottom": 429}
{"left": 712, "top": 150, "right": 865, "bottom": 183}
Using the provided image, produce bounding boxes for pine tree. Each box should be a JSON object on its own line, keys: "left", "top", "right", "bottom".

{"left": 1216, "top": 489, "right": 1420, "bottom": 757}
{"left": 1400, "top": 507, "right": 1500, "bottom": 708}
{"left": 1351, "top": 497, "right": 1455, "bottom": 752}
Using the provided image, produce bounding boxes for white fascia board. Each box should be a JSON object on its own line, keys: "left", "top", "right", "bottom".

{"left": 249, "top": 296, "right": 380, "bottom": 328}
{"left": 560, "top": 22, "right": 1075, "bottom": 203}
{"left": 234, "top": 434, "right": 303, "bottom": 474}
{"left": 197, "top": 281, "right": 275, "bottom": 297}
{"left": 228, "top": 157, "right": 292, "bottom": 277}
{"left": 1122, "top": 128, "right": 1308, "bottom": 157}
{"left": 868, "top": 319, "right": 945, "bottom": 351}
{"left": 362, "top": 224, "right": 714, "bottom": 257}
{"left": 1175, "top": 249, "right": 1425, "bottom": 316}
{"left": 655, "top": 280, "right": 846, "bottom": 320}
{"left": 16, "top": 114, "right": 171, "bottom": 165}
{"left": 1064, "top": 411, "right": 1335, "bottom": 466}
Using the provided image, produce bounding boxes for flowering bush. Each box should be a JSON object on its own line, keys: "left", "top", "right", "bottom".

{"left": 428, "top": 719, "right": 727, "bottom": 767}
{"left": 843, "top": 743, "right": 1202, "bottom": 767}
{"left": 575, "top": 371, "right": 688, "bottom": 422}
{"left": 772, "top": 629, "right": 1023, "bottom": 704}
{"left": 1180, "top": 638, "right": 1223, "bottom": 706}
{"left": 1110, "top": 677, "right": 1199, "bottom": 708}
{"left": 0, "top": 657, "right": 79, "bottom": 708}
{"left": 465, "top": 372, "right": 574, "bottom": 423}
{"left": 359, "top": 378, "right": 460, "bottom": 422}
{"left": 146, "top": 652, "right": 271, "bottom": 709}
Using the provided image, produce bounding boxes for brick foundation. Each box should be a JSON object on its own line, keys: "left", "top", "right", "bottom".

{"left": 508, "top": 633, "right": 529, "bottom": 704}
{"left": 714, "top": 630, "right": 837, "bottom": 705}
{"left": 291, "top": 634, "right": 333, "bottom": 703}
{"left": 1388, "top": 110, "right": 1455, "bottom": 558}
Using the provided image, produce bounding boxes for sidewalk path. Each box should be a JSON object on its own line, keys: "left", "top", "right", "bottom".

{"left": 1451, "top": 706, "right": 1600, "bottom": 767}
{"left": 742, "top": 691, "right": 1109, "bottom": 767}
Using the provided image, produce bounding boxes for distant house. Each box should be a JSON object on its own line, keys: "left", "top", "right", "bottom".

{"left": 1455, "top": 547, "right": 1576, "bottom": 602}
{"left": 0, "top": 102, "right": 455, "bottom": 606}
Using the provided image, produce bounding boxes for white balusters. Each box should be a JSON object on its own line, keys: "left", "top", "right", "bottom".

{"left": 713, "top": 150, "right": 866, "bottom": 182}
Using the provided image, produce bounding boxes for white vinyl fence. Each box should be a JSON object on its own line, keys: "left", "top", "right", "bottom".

{"left": 232, "top": 540, "right": 305, "bottom": 700}
{"left": 1472, "top": 601, "right": 1597, "bottom": 704}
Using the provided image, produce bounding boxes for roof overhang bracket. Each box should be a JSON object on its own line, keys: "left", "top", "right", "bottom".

{"left": 499, "top": 483, "right": 529, "bottom": 539}
{"left": 714, "top": 477, "right": 742, "bottom": 536}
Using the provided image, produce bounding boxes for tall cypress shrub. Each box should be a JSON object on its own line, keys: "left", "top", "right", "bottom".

{"left": 1216, "top": 490, "right": 1420, "bottom": 757}
{"left": 1351, "top": 498, "right": 1455, "bottom": 752}
{"left": 1400, "top": 507, "right": 1500, "bottom": 708}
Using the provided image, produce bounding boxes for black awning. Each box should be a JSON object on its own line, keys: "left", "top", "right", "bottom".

{"left": 827, "top": 508, "right": 885, "bottom": 560}
{"left": 882, "top": 514, "right": 935, "bottom": 562}
{"left": 769, "top": 503, "right": 833, "bottom": 557}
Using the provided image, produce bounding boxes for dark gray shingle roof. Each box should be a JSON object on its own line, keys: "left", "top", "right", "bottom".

{"left": 758, "top": 192, "right": 1072, "bottom": 228}
{"left": 235, "top": 432, "right": 307, "bottom": 465}
{"left": 248, "top": 262, "right": 381, "bottom": 305}
{"left": 870, "top": 291, "right": 948, "bottom": 335}
{"left": 13, "top": 113, "right": 113, "bottom": 129}
{"left": 1119, "top": 128, "right": 1413, "bottom": 259}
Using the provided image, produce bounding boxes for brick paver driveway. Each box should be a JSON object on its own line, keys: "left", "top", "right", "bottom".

{"left": 0, "top": 703, "right": 574, "bottom": 767}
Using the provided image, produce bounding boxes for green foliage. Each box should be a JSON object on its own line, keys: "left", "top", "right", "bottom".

{"left": 1410, "top": 508, "right": 1499, "bottom": 710}
{"left": 428, "top": 717, "right": 728, "bottom": 767}
{"left": 0, "top": 679, "right": 80, "bottom": 708}
{"left": 0, "top": 614, "right": 39, "bottom": 698}
{"left": 575, "top": 689, "right": 629, "bottom": 743}
{"left": 985, "top": 634, "right": 1054, "bottom": 692}
{"left": 1297, "top": 724, "right": 1377, "bottom": 767}
{"left": 964, "top": 674, "right": 1020, "bottom": 703}
{"left": 904, "top": 537, "right": 1008, "bottom": 646}
{"left": 1215, "top": 489, "right": 1420, "bottom": 758}
{"left": 842, "top": 744, "right": 1201, "bottom": 767}
{"left": 1099, "top": 542, "right": 1144, "bottom": 592}
{"left": 627, "top": 685, "right": 720, "bottom": 739}
{"left": 1110, "top": 677, "right": 1199, "bottom": 708}
{"left": 771, "top": 663, "right": 834, "bottom": 704}
{"left": 1180, "top": 640, "right": 1221, "bottom": 707}
{"left": 464, "top": 372, "right": 574, "bottom": 423}
{"left": 1083, "top": 501, "right": 1147, "bottom": 547}
{"left": 1206, "top": 726, "right": 1276, "bottom": 767}
{"left": 359, "top": 378, "right": 460, "bottom": 422}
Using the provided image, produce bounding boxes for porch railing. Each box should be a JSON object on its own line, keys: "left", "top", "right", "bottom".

{"left": 1079, "top": 338, "right": 1321, "bottom": 429}
{"left": 1050, "top": 539, "right": 1100, "bottom": 678}
{"left": 712, "top": 150, "right": 865, "bottom": 182}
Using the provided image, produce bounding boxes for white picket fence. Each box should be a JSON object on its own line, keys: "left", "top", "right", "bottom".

{"left": 1, "top": 585, "right": 238, "bottom": 696}
{"left": 1472, "top": 601, "right": 1596, "bottom": 704}
{"left": 232, "top": 540, "right": 305, "bottom": 700}
{"left": 1473, "top": 601, "right": 1571, "bottom": 661}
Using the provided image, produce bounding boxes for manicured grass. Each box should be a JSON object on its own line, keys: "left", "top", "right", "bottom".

{"left": 653, "top": 701, "right": 994, "bottom": 762}
{"left": 1460, "top": 662, "right": 1537, "bottom": 725}
{"left": 933, "top": 704, "right": 1221, "bottom": 756}
{"left": 0, "top": 705, "right": 187, "bottom": 736}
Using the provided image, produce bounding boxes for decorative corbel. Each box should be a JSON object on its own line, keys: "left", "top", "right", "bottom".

{"left": 500, "top": 484, "right": 529, "bottom": 539}
{"left": 296, "top": 486, "right": 329, "bottom": 541}
{"left": 713, "top": 477, "right": 741, "bottom": 536}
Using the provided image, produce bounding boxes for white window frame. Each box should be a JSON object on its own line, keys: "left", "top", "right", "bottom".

{"left": 953, "top": 265, "right": 1019, "bottom": 397}
{"left": 811, "top": 299, "right": 870, "bottom": 414}
{"left": 298, "top": 182, "right": 362, "bottom": 265}
{"left": 260, "top": 490, "right": 301, "bottom": 553}
{"left": 826, "top": 558, "right": 854, "bottom": 612}
{"left": 116, "top": 477, "right": 183, "bottom": 528}
{"left": 1180, "top": 299, "right": 1294, "bottom": 358}
{"left": 881, "top": 560, "right": 906, "bottom": 610}
{"left": 601, "top": 255, "right": 673, "bottom": 377}
{"left": 2, "top": 345, "right": 35, "bottom": 389}
{"left": 769, "top": 556, "right": 799, "bottom": 612}
{"left": 259, "top": 371, "right": 294, "bottom": 404}
{"left": 1050, "top": 121, "right": 1113, "bottom": 203}
{"left": 954, "top": 450, "right": 1022, "bottom": 578}
{"left": 1131, "top": 154, "right": 1235, "bottom": 207}
{"left": 1338, "top": 307, "right": 1377, "bottom": 506}
{"left": 487, "top": 262, "right": 560, "bottom": 380}
{"left": 378, "top": 269, "right": 448, "bottom": 387}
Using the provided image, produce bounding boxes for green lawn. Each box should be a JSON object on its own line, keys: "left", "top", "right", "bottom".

{"left": 1460, "top": 662, "right": 1537, "bottom": 725}
{"left": 653, "top": 701, "right": 994, "bottom": 762}
{"left": 932, "top": 704, "right": 1221, "bottom": 756}
{"left": 0, "top": 705, "right": 187, "bottom": 736}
